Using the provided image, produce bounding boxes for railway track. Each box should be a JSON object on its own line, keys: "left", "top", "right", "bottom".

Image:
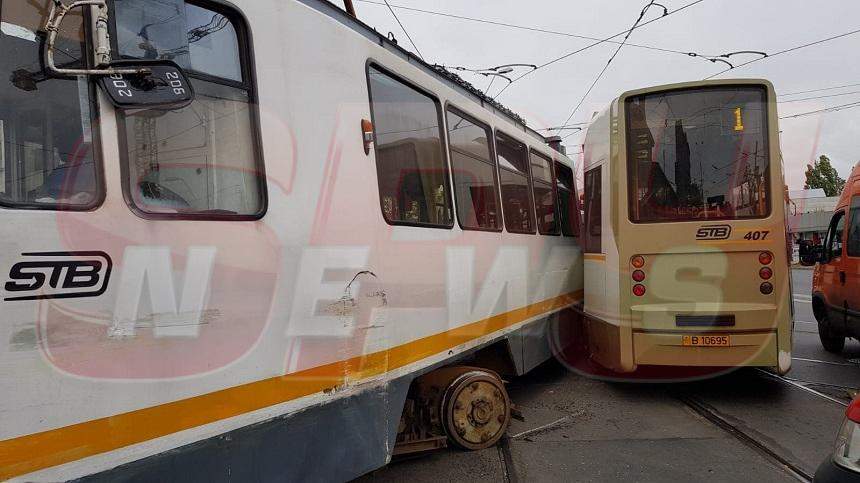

{"left": 675, "top": 368, "right": 854, "bottom": 483}
{"left": 677, "top": 392, "right": 814, "bottom": 483}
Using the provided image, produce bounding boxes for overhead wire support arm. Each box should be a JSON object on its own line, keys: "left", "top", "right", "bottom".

{"left": 556, "top": 0, "right": 667, "bottom": 137}
{"left": 704, "top": 27, "right": 860, "bottom": 79}
{"left": 491, "top": 0, "right": 709, "bottom": 101}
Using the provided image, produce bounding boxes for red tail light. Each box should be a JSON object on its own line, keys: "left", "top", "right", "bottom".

{"left": 760, "top": 282, "right": 774, "bottom": 295}
{"left": 759, "top": 252, "right": 773, "bottom": 265}
{"left": 632, "top": 270, "right": 646, "bottom": 282}
{"left": 759, "top": 267, "right": 773, "bottom": 280}
{"left": 631, "top": 255, "right": 645, "bottom": 269}
{"left": 848, "top": 398, "right": 860, "bottom": 424}
{"left": 633, "top": 284, "right": 646, "bottom": 297}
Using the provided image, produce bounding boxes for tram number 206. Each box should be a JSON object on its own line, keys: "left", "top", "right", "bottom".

{"left": 108, "top": 72, "right": 187, "bottom": 97}
{"left": 743, "top": 230, "right": 770, "bottom": 241}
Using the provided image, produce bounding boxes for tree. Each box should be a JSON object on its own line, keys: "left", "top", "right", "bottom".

{"left": 804, "top": 155, "right": 846, "bottom": 197}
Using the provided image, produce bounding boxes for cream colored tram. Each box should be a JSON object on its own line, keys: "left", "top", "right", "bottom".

{"left": 580, "top": 79, "right": 792, "bottom": 377}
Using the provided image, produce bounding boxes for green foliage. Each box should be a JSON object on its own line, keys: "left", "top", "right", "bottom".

{"left": 804, "top": 155, "right": 846, "bottom": 197}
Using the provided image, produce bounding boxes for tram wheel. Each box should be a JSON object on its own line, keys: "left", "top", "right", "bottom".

{"left": 441, "top": 370, "right": 511, "bottom": 451}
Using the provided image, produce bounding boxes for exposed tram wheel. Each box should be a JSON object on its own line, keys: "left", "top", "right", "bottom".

{"left": 441, "top": 370, "right": 511, "bottom": 450}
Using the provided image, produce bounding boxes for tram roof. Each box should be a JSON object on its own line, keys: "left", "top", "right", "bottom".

{"left": 304, "top": 0, "right": 559, "bottom": 149}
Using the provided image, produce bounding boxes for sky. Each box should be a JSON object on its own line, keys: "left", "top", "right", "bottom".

{"left": 353, "top": 0, "right": 860, "bottom": 189}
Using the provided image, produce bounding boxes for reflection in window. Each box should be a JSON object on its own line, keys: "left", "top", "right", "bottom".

{"left": 116, "top": 2, "right": 263, "bottom": 217}
{"left": 555, "top": 161, "right": 580, "bottom": 237}
{"left": 446, "top": 109, "right": 500, "bottom": 231}
{"left": 531, "top": 151, "right": 558, "bottom": 235}
{"left": 497, "top": 132, "right": 534, "bottom": 234}
{"left": 115, "top": 0, "right": 242, "bottom": 82}
{"left": 369, "top": 66, "right": 452, "bottom": 227}
{"left": 849, "top": 197, "right": 860, "bottom": 258}
{"left": 584, "top": 167, "right": 602, "bottom": 253}
{"left": 626, "top": 87, "right": 770, "bottom": 223}
{"left": 0, "top": 2, "right": 101, "bottom": 209}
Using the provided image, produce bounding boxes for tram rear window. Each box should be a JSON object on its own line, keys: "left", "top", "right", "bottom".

{"left": 0, "top": 3, "right": 102, "bottom": 210}
{"left": 626, "top": 86, "right": 770, "bottom": 223}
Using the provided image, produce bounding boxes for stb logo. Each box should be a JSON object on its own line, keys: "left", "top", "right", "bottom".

{"left": 4, "top": 251, "right": 112, "bottom": 301}
{"left": 696, "top": 225, "right": 732, "bottom": 241}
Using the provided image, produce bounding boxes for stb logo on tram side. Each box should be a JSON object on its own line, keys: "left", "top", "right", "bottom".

{"left": 4, "top": 251, "right": 112, "bottom": 301}
{"left": 695, "top": 225, "right": 732, "bottom": 241}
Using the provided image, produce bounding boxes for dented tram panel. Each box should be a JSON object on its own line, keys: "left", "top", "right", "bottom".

{"left": 0, "top": 0, "right": 583, "bottom": 481}
{"left": 582, "top": 79, "right": 793, "bottom": 376}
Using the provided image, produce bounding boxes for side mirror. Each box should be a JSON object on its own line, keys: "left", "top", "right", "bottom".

{"left": 98, "top": 60, "right": 195, "bottom": 111}
{"left": 799, "top": 244, "right": 823, "bottom": 267}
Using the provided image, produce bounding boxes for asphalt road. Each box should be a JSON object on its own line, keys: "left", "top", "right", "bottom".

{"left": 359, "top": 269, "right": 859, "bottom": 482}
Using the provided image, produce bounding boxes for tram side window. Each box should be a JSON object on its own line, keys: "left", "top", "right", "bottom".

{"left": 368, "top": 66, "right": 452, "bottom": 227}
{"left": 584, "top": 167, "right": 602, "bottom": 253}
{"left": 446, "top": 108, "right": 501, "bottom": 231}
{"left": 530, "top": 151, "right": 558, "bottom": 235}
{"left": 0, "top": 3, "right": 102, "bottom": 209}
{"left": 555, "top": 161, "right": 580, "bottom": 237}
{"left": 114, "top": 1, "right": 265, "bottom": 218}
{"left": 848, "top": 197, "right": 860, "bottom": 257}
{"left": 497, "top": 132, "right": 535, "bottom": 234}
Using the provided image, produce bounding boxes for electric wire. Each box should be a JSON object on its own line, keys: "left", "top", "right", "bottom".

{"left": 705, "top": 27, "right": 860, "bottom": 79}
{"left": 382, "top": 0, "right": 424, "bottom": 61}
{"left": 778, "top": 90, "right": 860, "bottom": 103}
{"left": 779, "top": 100, "right": 860, "bottom": 119}
{"left": 556, "top": 0, "right": 665, "bottom": 137}
{"left": 492, "top": 0, "right": 708, "bottom": 101}
{"left": 780, "top": 82, "right": 860, "bottom": 97}
{"left": 356, "top": 0, "right": 718, "bottom": 59}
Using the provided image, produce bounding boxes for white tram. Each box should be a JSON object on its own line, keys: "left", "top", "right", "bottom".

{"left": 0, "top": 0, "right": 583, "bottom": 480}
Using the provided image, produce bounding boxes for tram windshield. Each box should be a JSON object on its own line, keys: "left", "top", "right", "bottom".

{"left": 625, "top": 86, "right": 770, "bottom": 223}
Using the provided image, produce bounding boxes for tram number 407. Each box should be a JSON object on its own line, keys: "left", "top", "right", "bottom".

{"left": 743, "top": 230, "right": 770, "bottom": 241}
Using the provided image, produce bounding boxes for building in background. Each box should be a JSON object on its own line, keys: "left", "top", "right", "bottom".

{"left": 787, "top": 188, "right": 839, "bottom": 262}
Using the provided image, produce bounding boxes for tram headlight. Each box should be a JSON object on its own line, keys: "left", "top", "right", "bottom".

{"left": 833, "top": 399, "right": 860, "bottom": 472}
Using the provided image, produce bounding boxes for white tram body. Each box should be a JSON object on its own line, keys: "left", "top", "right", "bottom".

{"left": 0, "top": 0, "right": 583, "bottom": 480}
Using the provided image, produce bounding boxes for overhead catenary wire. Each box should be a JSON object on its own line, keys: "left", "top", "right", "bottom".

{"left": 356, "top": 0, "right": 718, "bottom": 60}
{"left": 382, "top": 0, "right": 424, "bottom": 61}
{"left": 779, "top": 100, "right": 860, "bottom": 119}
{"left": 556, "top": 0, "right": 667, "bottom": 137}
{"left": 778, "top": 90, "right": 860, "bottom": 103}
{"left": 492, "top": 0, "right": 708, "bottom": 100}
{"left": 780, "top": 81, "right": 860, "bottom": 97}
{"left": 705, "top": 27, "right": 860, "bottom": 79}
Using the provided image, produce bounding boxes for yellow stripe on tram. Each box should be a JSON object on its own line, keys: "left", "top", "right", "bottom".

{"left": 0, "top": 290, "right": 583, "bottom": 480}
